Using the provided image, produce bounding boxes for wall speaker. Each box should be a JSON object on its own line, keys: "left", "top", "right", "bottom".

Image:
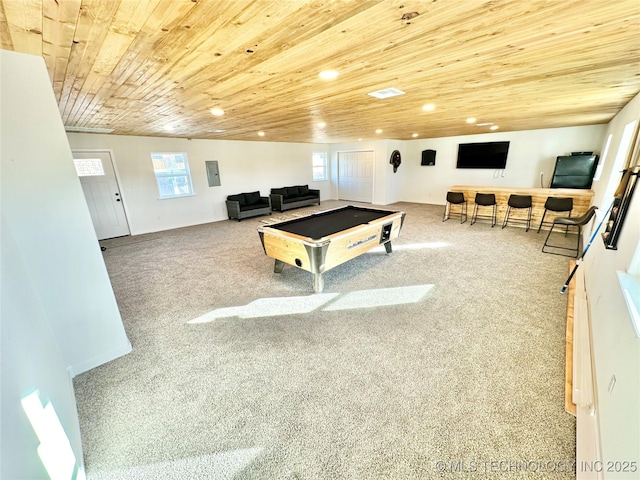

{"left": 421, "top": 149, "right": 436, "bottom": 166}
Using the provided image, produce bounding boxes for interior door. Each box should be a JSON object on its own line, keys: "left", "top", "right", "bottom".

{"left": 338, "top": 151, "right": 374, "bottom": 202}
{"left": 72, "top": 150, "right": 130, "bottom": 240}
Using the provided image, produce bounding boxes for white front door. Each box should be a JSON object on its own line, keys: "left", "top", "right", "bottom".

{"left": 72, "top": 150, "right": 130, "bottom": 240}
{"left": 338, "top": 151, "right": 374, "bottom": 202}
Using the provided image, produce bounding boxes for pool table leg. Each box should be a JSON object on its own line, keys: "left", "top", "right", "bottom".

{"left": 384, "top": 241, "right": 393, "bottom": 253}
{"left": 274, "top": 259, "right": 285, "bottom": 273}
{"left": 313, "top": 273, "right": 324, "bottom": 293}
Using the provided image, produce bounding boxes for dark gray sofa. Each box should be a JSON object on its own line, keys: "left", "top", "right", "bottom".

{"left": 270, "top": 185, "right": 320, "bottom": 212}
{"left": 226, "top": 191, "right": 271, "bottom": 221}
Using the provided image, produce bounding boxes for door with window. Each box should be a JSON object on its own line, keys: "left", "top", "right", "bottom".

{"left": 72, "top": 150, "right": 130, "bottom": 240}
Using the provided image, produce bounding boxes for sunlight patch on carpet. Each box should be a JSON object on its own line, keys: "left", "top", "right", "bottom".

{"left": 87, "top": 447, "right": 262, "bottom": 480}
{"left": 323, "top": 284, "right": 434, "bottom": 311}
{"left": 188, "top": 285, "right": 434, "bottom": 324}
{"left": 188, "top": 294, "right": 338, "bottom": 323}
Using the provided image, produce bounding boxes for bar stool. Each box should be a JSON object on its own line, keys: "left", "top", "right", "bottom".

{"left": 501, "top": 194, "right": 533, "bottom": 231}
{"left": 542, "top": 206, "right": 597, "bottom": 257}
{"left": 470, "top": 193, "right": 497, "bottom": 227}
{"left": 442, "top": 191, "right": 467, "bottom": 223}
{"left": 536, "top": 197, "right": 573, "bottom": 233}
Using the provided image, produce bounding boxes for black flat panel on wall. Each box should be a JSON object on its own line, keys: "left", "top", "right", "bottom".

{"left": 550, "top": 154, "right": 599, "bottom": 189}
{"left": 421, "top": 149, "right": 436, "bottom": 166}
{"left": 456, "top": 141, "right": 509, "bottom": 169}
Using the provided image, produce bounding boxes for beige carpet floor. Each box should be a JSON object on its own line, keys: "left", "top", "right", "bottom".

{"left": 75, "top": 200, "right": 578, "bottom": 479}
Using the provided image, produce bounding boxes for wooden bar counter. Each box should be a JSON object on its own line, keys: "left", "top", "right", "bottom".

{"left": 450, "top": 185, "right": 595, "bottom": 229}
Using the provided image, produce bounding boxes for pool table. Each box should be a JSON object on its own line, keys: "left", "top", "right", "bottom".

{"left": 257, "top": 205, "right": 406, "bottom": 292}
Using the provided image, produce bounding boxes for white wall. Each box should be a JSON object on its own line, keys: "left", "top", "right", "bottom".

{"left": 328, "top": 125, "right": 605, "bottom": 206}
{"left": 583, "top": 92, "right": 640, "bottom": 477}
{"left": 67, "top": 134, "right": 331, "bottom": 234}
{"left": 1, "top": 50, "right": 131, "bottom": 478}
{"left": 386, "top": 139, "right": 407, "bottom": 205}
{"left": 69, "top": 124, "right": 605, "bottom": 231}
{"left": 327, "top": 138, "right": 412, "bottom": 206}
{"left": 1, "top": 221, "right": 85, "bottom": 479}
{"left": 328, "top": 139, "right": 393, "bottom": 205}
{"left": 401, "top": 125, "right": 607, "bottom": 205}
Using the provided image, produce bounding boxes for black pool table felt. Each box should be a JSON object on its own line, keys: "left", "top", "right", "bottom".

{"left": 267, "top": 206, "right": 396, "bottom": 240}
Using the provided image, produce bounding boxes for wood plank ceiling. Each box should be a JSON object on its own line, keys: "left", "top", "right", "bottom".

{"left": 1, "top": 0, "right": 639, "bottom": 143}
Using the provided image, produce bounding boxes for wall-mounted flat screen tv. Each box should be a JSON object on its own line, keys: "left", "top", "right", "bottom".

{"left": 549, "top": 154, "right": 599, "bottom": 189}
{"left": 456, "top": 141, "right": 510, "bottom": 169}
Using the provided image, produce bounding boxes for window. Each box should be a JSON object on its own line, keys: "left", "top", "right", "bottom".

{"left": 618, "top": 241, "right": 640, "bottom": 337}
{"left": 593, "top": 133, "right": 612, "bottom": 181}
{"left": 73, "top": 158, "right": 105, "bottom": 177}
{"left": 615, "top": 131, "right": 640, "bottom": 337}
{"left": 150, "top": 152, "right": 194, "bottom": 199}
{"left": 603, "top": 120, "right": 637, "bottom": 205}
{"left": 312, "top": 152, "right": 328, "bottom": 181}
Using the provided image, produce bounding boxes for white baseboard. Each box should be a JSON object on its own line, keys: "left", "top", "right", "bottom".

{"left": 576, "top": 405, "right": 603, "bottom": 480}
{"left": 67, "top": 341, "right": 132, "bottom": 377}
{"left": 574, "top": 271, "right": 603, "bottom": 480}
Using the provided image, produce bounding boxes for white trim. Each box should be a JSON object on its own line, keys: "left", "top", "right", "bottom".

{"left": 157, "top": 193, "right": 197, "bottom": 200}
{"left": 71, "top": 148, "right": 132, "bottom": 234}
{"left": 67, "top": 340, "right": 132, "bottom": 377}
{"left": 312, "top": 151, "right": 329, "bottom": 181}
{"left": 336, "top": 149, "right": 375, "bottom": 203}
{"left": 575, "top": 270, "right": 604, "bottom": 479}
{"left": 617, "top": 271, "right": 640, "bottom": 337}
{"left": 150, "top": 151, "right": 195, "bottom": 199}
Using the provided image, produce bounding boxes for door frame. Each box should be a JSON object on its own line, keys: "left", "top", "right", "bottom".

{"left": 337, "top": 149, "right": 375, "bottom": 203}
{"left": 71, "top": 148, "right": 132, "bottom": 236}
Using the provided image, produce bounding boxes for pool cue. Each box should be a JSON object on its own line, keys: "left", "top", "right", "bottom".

{"left": 560, "top": 201, "right": 613, "bottom": 294}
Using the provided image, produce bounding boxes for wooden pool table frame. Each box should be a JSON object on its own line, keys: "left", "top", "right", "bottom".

{"left": 258, "top": 206, "right": 406, "bottom": 292}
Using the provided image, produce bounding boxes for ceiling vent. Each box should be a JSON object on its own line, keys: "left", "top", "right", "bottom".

{"left": 65, "top": 126, "right": 114, "bottom": 134}
{"left": 368, "top": 88, "right": 405, "bottom": 99}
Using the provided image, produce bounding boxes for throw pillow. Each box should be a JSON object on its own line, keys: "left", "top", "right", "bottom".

{"left": 227, "top": 194, "right": 246, "bottom": 206}
{"left": 296, "top": 185, "right": 309, "bottom": 196}
{"left": 245, "top": 191, "right": 261, "bottom": 205}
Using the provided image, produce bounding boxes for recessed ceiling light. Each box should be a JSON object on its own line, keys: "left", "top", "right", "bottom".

{"left": 375, "top": 129, "right": 383, "bottom": 134}
{"left": 210, "top": 108, "right": 224, "bottom": 116}
{"left": 368, "top": 88, "right": 405, "bottom": 99}
{"left": 317, "top": 122, "right": 326, "bottom": 128}
{"left": 257, "top": 131, "right": 265, "bottom": 137}
{"left": 319, "top": 70, "right": 339, "bottom": 80}
{"left": 466, "top": 117, "right": 476, "bottom": 124}
{"left": 490, "top": 125, "right": 499, "bottom": 130}
{"left": 208, "top": 129, "right": 226, "bottom": 133}
{"left": 412, "top": 133, "right": 419, "bottom": 138}
{"left": 358, "top": 138, "right": 363, "bottom": 141}
{"left": 422, "top": 104, "right": 435, "bottom": 112}
{"left": 164, "top": 125, "right": 174, "bottom": 132}
{"left": 476, "top": 122, "right": 494, "bottom": 127}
